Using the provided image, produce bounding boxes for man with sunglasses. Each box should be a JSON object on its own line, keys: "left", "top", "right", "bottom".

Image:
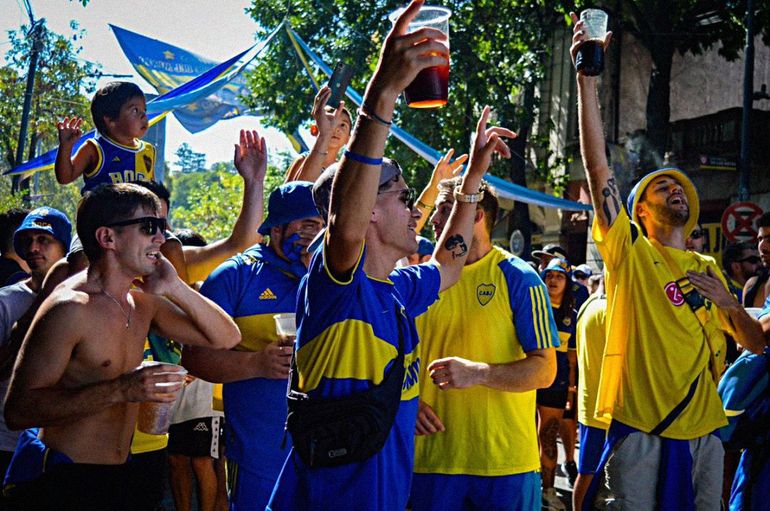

{"left": 572, "top": 15, "right": 764, "bottom": 509}
{"left": 686, "top": 224, "right": 707, "bottom": 254}
{"left": 743, "top": 212, "right": 770, "bottom": 308}
{"left": 411, "top": 176, "right": 558, "bottom": 510}
{"left": 180, "top": 181, "right": 323, "bottom": 510}
{"left": 722, "top": 242, "right": 761, "bottom": 304}
{"left": 3, "top": 183, "right": 241, "bottom": 511}
{"left": 268, "top": 4, "right": 515, "bottom": 508}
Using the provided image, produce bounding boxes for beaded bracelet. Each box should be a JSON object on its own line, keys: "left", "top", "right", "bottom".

{"left": 343, "top": 149, "right": 383, "bottom": 166}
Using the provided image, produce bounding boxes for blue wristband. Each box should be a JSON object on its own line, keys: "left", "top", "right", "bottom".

{"left": 343, "top": 150, "right": 383, "bottom": 166}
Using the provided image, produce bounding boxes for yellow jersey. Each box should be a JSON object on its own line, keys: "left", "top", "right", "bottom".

{"left": 576, "top": 293, "right": 609, "bottom": 430}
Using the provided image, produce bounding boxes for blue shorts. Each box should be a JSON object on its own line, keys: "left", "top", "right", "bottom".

{"left": 410, "top": 471, "right": 540, "bottom": 511}
{"left": 578, "top": 424, "right": 606, "bottom": 475}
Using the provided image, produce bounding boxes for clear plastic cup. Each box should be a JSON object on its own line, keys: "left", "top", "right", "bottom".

{"left": 576, "top": 9, "right": 609, "bottom": 76}
{"left": 389, "top": 5, "right": 452, "bottom": 108}
{"left": 274, "top": 313, "right": 297, "bottom": 347}
{"left": 745, "top": 307, "right": 765, "bottom": 320}
{"left": 137, "top": 361, "right": 187, "bottom": 435}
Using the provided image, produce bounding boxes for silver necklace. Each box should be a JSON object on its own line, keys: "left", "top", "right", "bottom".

{"left": 103, "top": 289, "right": 132, "bottom": 329}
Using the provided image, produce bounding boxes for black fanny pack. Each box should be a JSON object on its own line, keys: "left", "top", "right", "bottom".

{"left": 284, "top": 308, "right": 406, "bottom": 468}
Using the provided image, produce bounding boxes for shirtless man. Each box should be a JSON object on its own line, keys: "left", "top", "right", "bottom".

{"left": 3, "top": 183, "right": 240, "bottom": 511}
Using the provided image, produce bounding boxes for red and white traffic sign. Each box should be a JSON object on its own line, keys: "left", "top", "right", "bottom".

{"left": 721, "top": 201, "right": 763, "bottom": 242}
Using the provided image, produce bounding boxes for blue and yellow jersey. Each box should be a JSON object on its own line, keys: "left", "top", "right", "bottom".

{"left": 576, "top": 294, "right": 609, "bottom": 430}
{"left": 414, "top": 246, "right": 558, "bottom": 476}
{"left": 593, "top": 210, "right": 732, "bottom": 438}
{"left": 270, "top": 243, "right": 441, "bottom": 510}
{"left": 545, "top": 304, "right": 576, "bottom": 392}
{"left": 199, "top": 244, "right": 305, "bottom": 478}
{"left": 81, "top": 132, "right": 155, "bottom": 194}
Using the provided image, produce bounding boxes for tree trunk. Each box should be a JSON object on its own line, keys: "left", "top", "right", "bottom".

{"left": 644, "top": 38, "right": 675, "bottom": 172}
{"left": 508, "top": 80, "right": 536, "bottom": 258}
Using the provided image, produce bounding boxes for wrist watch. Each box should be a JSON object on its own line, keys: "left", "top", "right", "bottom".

{"left": 453, "top": 186, "right": 484, "bottom": 204}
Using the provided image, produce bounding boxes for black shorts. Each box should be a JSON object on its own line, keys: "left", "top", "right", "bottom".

{"left": 167, "top": 416, "right": 222, "bottom": 458}
{"left": 536, "top": 388, "right": 568, "bottom": 409}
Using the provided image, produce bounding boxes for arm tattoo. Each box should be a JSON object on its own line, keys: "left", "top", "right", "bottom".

{"left": 444, "top": 234, "right": 468, "bottom": 259}
{"left": 601, "top": 177, "right": 622, "bottom": 223}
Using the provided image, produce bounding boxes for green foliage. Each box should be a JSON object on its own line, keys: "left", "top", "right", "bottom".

{"left": 243, "top": 0, "right": 571, "bottom": 192}
{"left": 167, "top": 162, "right": 284, "bottom": 242}
{"left": 174, "top": 143, "right": 207, "bottom": 173}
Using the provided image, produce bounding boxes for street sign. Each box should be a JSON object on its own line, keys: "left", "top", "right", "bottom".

{"left": 721, "top": 201, "right": 763, "bottom": 242}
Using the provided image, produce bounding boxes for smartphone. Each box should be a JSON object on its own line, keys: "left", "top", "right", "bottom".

{"left": 326, "top": 62, "right": 354, "bottom": 109}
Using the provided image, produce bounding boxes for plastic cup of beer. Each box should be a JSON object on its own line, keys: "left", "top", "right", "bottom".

{"left": 274, "top": 313, "right": 297, "bottom": 347}
{"left": 576, "top": 8, "right": 608, "bottom": 76}
{"left": 389, "top": 5, "right": 452, "bottom": 108}
{"left": 137, "top": 361, "right": 187, "bottom": 435}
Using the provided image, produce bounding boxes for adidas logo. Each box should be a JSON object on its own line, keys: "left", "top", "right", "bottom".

{"left": 193, "top": 422, "right": 209, "bottom": 432}
{"left": 112, "top": 156, "right": 121, "bottom": 162}
{"left": 259, "top": 288, "right": 277, "bottom": 300}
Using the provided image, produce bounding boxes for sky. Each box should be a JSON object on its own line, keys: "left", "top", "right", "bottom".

{"left": 0, "top": 0, "right": 299, "bottom": 169}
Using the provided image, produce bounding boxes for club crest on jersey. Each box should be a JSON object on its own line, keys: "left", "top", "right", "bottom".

{"left": 477, "top": 283, "right": 496, "bottom": 306}
{"left": 665, "top": 281, "right": 685, "bottom": 306}
{"left": 563, "top": 316, "right": 572, "bottom": 327}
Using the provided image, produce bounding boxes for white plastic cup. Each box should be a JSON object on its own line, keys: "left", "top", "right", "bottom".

{"left": 274, "top": 313, "right": 297, "bottom": 346}
{"left": 580, "top": 8, "right": 609, "bottom": 39}
{"left": 137, "top": 361, "right": 187, "bottom": 435}
{"left": 745, "top": 307, "right": 765, "bottom": 320}
{"left": 575, "top": 9, "right": 609, "bottom": 76}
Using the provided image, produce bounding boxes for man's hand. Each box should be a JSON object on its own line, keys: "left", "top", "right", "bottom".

{"left": 135, "top": 255, "right": 182, "bottom": 297}
{"left": 119, "top": 363, "right": 186, "bottom": 403}
{"left": 428, "top": 356, "right": 488, "bottom": 390}
{"left": 57, "top": 117, "right": 84, "bottom": 147}
{"left": 568, "top": 12, "right": 613, "bottom": 71}
{"left": 415, "top": 400, "right": 445, "bottom": 435}
{"left": 234, "top": 129, "right": 267, "bottom": 186}
{"left": 464, "top": 106, "right": 516, "bottom": 182}
{"left": 686, "top": 266, "right": 740, "bottom": 309}
{"left": 254, "top": 342, "right": 293, "bottom": 379}
{"left": 368, "top": 0, "right": 449, "bottom": 104}
{"left": 430, "top": 149, "right": 468, "bottom": 186}
{"left": 311, "top": 86, "right": 347, "bottom": 137}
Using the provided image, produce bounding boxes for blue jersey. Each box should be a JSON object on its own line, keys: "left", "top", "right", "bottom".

{"left": 268, "top": 244, "right": 441, "bottom": 511}
{"left": 81, "top": 132, "right": 155, "bottom": 193}
{"left": 547, "top": 305, "right": 576, "bottom": 391}
{"left": 200, "top": 244, "right": 306, "bottom": 481}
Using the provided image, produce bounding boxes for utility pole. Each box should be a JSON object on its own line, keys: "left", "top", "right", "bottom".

{"left": 12, "top": 3, "right": 45, "bottom": 194}
{"left": 738, "top": 0, "right": 755, "bottom": 202}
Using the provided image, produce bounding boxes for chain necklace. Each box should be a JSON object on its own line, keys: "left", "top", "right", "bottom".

{"left": 103, "top": 289, "right": 132, "bottom": 329}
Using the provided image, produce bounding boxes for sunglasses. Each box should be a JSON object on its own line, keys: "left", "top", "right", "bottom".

{"left": 106, "top": 216, "right": 167, "bottom": 236}
{"left": 737, "top": 255, "right": 761, "bottom": 264}
{"left": 378, "top": 187, "right": 417, "bottom": 210}
{"left": 689, "top": 229, "right": 705, "bottom": 240}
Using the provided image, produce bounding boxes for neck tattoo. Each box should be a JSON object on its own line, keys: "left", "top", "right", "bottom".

{"left": 103, "top": 289, "right": 132, "bottom": 329}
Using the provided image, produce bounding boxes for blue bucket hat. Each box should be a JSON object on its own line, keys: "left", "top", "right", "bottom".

{"left": 13, "top": 207, "right": 72, "bottom": 257}
{"left": 626, "top": 168, "right": 699, "bottom": 236}
{"left": 540, "top": 257, "right": 571, "bottom": 280}
{"left": 258, "top": 181, "right": 319, "bottom": 235}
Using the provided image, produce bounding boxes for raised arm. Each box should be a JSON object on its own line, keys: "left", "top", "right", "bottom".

{"left": 287, "top": 87, "right": 347, "bottom": 183}
{"left": 184, "top": 130, "right": 266, "bottom": 283}
{"left": 5, "top": 299, "right": 184, "bottom": 430}
{"left": 414, "top": 148, "right": 468, "bottom": 234}
{"left": 570, "top": 13, "right": 618, "bottom": 232}
{"left": 54, "top": 117, "right": 96, "bottom": 184}
{"left": 431, "top": 107, "right": 515, "bottom": 291}
{"left": 325, "top": 0, "right": 449, "bottom": 277}
{"left": 139, "top": 257, "right": 240, "bottom": 350}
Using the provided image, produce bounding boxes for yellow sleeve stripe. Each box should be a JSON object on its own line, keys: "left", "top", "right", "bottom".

{"left": 297, "top": 319, "right": 398, "bottom": 392}
{"left": 323, "top": 240, "right": 365, "bottom": 286}
{"left": 724, "top": 409, "right": 744, "bottom": 417}
{"left": 83, "top": 138, "right": 102, "bottom": 178}
{"left": 530, "top": 286, "right": 551, "bottom": 350}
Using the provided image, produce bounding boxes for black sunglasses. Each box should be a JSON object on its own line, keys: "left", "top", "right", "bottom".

{"left": 689, "top": 229, "right": 705, "bottom": 240}
{"left": 106, "top": 216, "right": 167, "bottom": 236}
{"left": 378, "top": 187, "right": 417, "bottom": 210}
{"left": 737, "top": 255, "right": 761, "bottom": 264}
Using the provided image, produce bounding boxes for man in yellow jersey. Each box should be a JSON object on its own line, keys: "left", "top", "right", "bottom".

{"left": 412, "top": 176, "right": 558, "bottom": 511}
{"left": 571, "top": 13, "right": 765, "bottom": 510}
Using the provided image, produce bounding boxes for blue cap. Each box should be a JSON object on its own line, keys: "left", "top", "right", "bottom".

{"left": 626, "top": 168, "right": 699, "bottom": 236}
{"left": 258, "top": 181, "right": 320, "bottom": 235}
{"left": 13, "top": 207, "right": 72, "bottom": 257}
{"left": 540, "top": 257, "right": 571, "bottom": 279}
{"left": 416, "top": 236, "right": 435, "bottom": 256}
